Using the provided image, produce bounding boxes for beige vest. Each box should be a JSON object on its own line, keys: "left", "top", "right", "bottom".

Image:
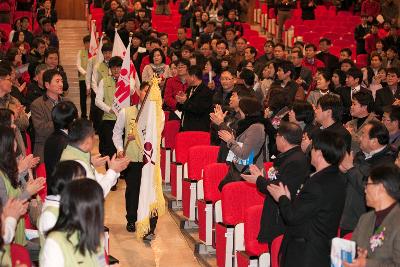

{"left": 102, "top": 76, "right": 117, "bottom": 121}
{"left": 79, "top": 49, "right": 89, "bottom": 81}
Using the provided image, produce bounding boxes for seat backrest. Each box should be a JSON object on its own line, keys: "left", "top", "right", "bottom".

{"left": 175, "top": 131, "right": 210, "bottom": 163}
{"left": 163, "top": 120, "right": 181, "bottom": 149}
{"left": 221, "top": 182, "right": 265, "bottom": 225}
{"left": 271, "top": 235, "right": 284, "bottom": 267}
{"left": 11, "top": 243, "right": 32, "bottom": 267}
{"left": 203, "top": 163, "right": 229, "bottom": 203}
{"left": 244, "top": 205, "right": 268, "bottom": 256}
{"left": 343, "top": 232, "right": 353, "bottom": 240}
{"left": 187, "top": 145, "right": 219, "bottom": 180}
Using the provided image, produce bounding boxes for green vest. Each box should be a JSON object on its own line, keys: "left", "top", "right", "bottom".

{"left": 38, "top": 205, "right": 59, "bottom": 247}
{"left": 60, "top": 145, "right": 95, "bottom": 177}
{"left": 0, "top": 245, "right": 12, "bottom": 267}
{"left": 0, "top": 171, "right": 26, "bottom": 246}
{"left": 102, "top": 76, "right": 117, "bottom": 121}
{"left": 79, "top": 49, "right": 89, "bottom": 81}
{"left": 97, "top": 62, "right": 109, "bottom": 82}
{"left": 45, "top": 231, "right": 106, "bottom": 267}
{"left": 124, "top": 106, "right": 143, "bottom": 162}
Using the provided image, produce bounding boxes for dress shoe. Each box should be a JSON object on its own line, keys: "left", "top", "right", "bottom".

{"left": 126, "top": 222, "right": 136, "bottom": 232}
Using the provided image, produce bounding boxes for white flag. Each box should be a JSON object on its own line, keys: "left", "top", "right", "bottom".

{"left": 112, "top": 41, "right": 131, "bottom": 114}
{"left": 88, "top": 20, "right": 98, "bottom": 58}
{"left": 112, "top": 29, "right": 126, "bottom": 58}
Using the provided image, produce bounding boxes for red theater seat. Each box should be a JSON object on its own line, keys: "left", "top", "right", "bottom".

{"left": 271, "top": 235, "right": 284, "bottom": 267}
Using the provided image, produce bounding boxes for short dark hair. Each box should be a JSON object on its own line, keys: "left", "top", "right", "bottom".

{"left": 317, "top": 94, "right": 343, "bottom": 122}
{"left": 245, "top": 46, "right": 257, "bottom": 57}
{"left": 44, "top": 47, "right": 59, "bottom": 59}
{"left": 0, "top": 63, "right": 11, "bottom": 77}
{"left": 181, "top": 44, "right": 194, "bottom": 53}
{"left": 176, "top": 58, "right": 191, "bottom": 69}
{"left": 108, "top": 56, "right": 123, "bottom": 68}
{"left": 275, "top": 43, "right": 285, "bottom": 50}
{"left": 239, "top": 68, "right": 255, "bottom": 86}
{"left": 149, "top": 48, "right": 166, "bottom": 64}
{"left": 291, "top": 50, "right": 304, "bottom": 58}
{"left": 387, "top": 67, "right": 400, "bottom": 77}
{"left": 353, "top": 91, "right": 374, "bottom": 113}
{"left": 305, "top": 43, "right": 317, "bottom": 51}
{"left": 188, "top": 65, "right": 203, "bottom": 80}
{"left": 370, "top": 164, "right": 400, "bottom": 201}
{"left": 49, "top": 161, "right": 86, "bottom": 195}
{"left": 292, "top": 101, "right": 314, "bottom": 124}
{"left": 278, "top": 121, "right": 303, "bottom": 145}
{"left": 333, "top": 69, "right": 346, "bottom": 86}
{"left": 319, "top": 38, "right": 332, "bottom": 45}
{"left": 312, "top": 130, "right": 346, "bottom": 166}
{"left": 101, "top": 43, "right": 113, "bottom": 53}
{"left": 239, "top": 96, "right": 262, "bottom": 116}
{"left": 386, "top": 105, "right": 400, "bottom": 126}
{"left": 83, "top": 35, "right": 91, "bottom": 43}
{"left": 341, "top": 59, "right": 355, "bottom": 68}
{"left": 346, "top": 67, "right": 363, "bottom": 84}
{"left": 51, "top": 101, "right": 78, "bottom": 130}
{"left": 278, "top": 60, "right": 296, "bottom": 79}
{"left": 32, "top": 37, "right": 46, "bottom": 49}
{"left": 216, "top": 39, "right": 228, "bottom": 48}
{"left": 367, "top": 120, "right": 389, "bottom": 145}
{"left": 43, "top": 69, "right": 62, "bottom": 85}
{"left": 340, "top": 48, "right": 352, "bottom": 57}
{"left": 221, "top": 67, "right": 236, "bottom": 77}
{"left": 0, "top": 108, "right": 14, "bottom": 127}
{"left": 68, "top": 119, "right": 95, "bottom": 145}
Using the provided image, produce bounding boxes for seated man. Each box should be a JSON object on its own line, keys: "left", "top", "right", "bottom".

{"left": 382, "top": 105, "right": 400, "bottom": 153}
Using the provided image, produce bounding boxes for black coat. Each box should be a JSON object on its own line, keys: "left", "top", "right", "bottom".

{"left": 374, "top": 85, "right": 400, "bottom": 117}
{"left": 354, "top": 24, "right": 370, "bottom": 55}
{"left": 337, "top": 86, "right": 370, "bottom": 123}
{"left": 340, "top": 146, "right": 395, "bottom": 231}
{"left": 300, "top": 0, "right": 315, "bottom": 20}
{"left": 316, "top": 52, "right": 339, "bottom": 73}
{"left": 177, "top": 82, "right": 214, "bottom": 132}
{"left": 279, "top": 165, "right": 346, "bottom": 267}
{"left": 44, "top": 129, "right": 68, "bottom": 194}
{"left": 256, "top": 146, "right": 309, "bottom": 243}
{"left": 321, "top": 121, "right": 352, "bottom": 152}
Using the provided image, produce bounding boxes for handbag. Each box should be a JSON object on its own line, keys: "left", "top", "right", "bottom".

{"left": 28, "top": 195, "right": 43, "bottom": 228}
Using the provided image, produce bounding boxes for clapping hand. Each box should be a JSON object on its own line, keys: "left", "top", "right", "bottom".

{"left": 91, "top": 154, "right": 109, "bottom": 168}
{"left": 26, "top": 177, "right": 46, "bottom": 196}
{"left": 210, "top": 104, "right": 227, "bottom": 126}
{"left": 108, "top": 154, "right": 130, "bottom": 173}
{"left": 1, "top": 198, "right": 28, "bottom": 221}
{"left": 175, "top": 91, "right": 187, "bottom": 104}
{"left": 267, "top": 182, "right": 291, "bottom": 201}
{"left": 218, "top": 130, "right": 234, "bottom": 143}
{"left": 241, "top": 164, "right": 263, "bottom": 184}
{"left": 18, "top": 154, "right": 40, "bottom": 173}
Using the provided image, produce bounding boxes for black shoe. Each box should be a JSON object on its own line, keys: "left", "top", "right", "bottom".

{"left": 126, "top": 222, "right": 136, "bottom": 232}
{"left": 111, "top": 184, "right": 117, "bottom": 191}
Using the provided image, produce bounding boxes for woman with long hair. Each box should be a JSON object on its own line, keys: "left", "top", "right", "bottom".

{"left": 0, "top": 126, "right": 45, "bottom": 245}
{"left": 40, "top": 179, "right": 106, "bottom": 266}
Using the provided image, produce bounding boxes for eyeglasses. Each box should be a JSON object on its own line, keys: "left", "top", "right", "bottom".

{"left": 364, "top": 181, "right": 378, "bottom": 188}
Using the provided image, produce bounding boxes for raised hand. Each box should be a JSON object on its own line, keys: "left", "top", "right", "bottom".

{"left": 26, "top": 177, "right": 45, "bottom": 196}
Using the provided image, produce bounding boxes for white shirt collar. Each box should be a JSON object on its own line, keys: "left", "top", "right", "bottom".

{"left": 364, "top": 146, "right": 386, "bottom": 160}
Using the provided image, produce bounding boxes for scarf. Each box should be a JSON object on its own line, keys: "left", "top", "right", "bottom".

{"left": 236, "top": 114, "right": 265, "bottom": 137}
{"left": 150, "top": 63, "right": 166, "bottom": 76}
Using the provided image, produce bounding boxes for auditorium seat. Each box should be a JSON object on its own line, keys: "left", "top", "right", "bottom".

{"left": 236, "top": 205, "right": 269, "bottom": 267}
{"left": 215, "top": 182, "right": 265, "bottom": 267}
{"left": 198, "top": 163, "right": 229, "bottom": 246}
{"left": 271, "top": 234, "right": 284, "bottom": 267}
{"left": 170, "top": 131, "right": 210, "bottom": 205}
{"left": 356, "top": 54, "right": 368, "bottom": 68}
{"left": 11, "top": 243, "right": 32, "bottom": 267}
{"left": 36, "top": 162, "right": 47, "bottom": 201}
{"left": 160, "top": 120, "right": 180, "bottom": 184}
{"left": 182, "top": 145, "right": 219, "bottom": 221}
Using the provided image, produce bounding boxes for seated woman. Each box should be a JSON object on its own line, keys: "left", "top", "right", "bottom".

{"left": 141, "top": 48, "right": 172, "bottom": 89}
{"left": 0, "top": 126, "right": 45, "bottom": 246}
{"left": 40, "top": 179, "right": 107, "bottom": 266}
{"left": 37, "top": 160, "right": 86, "bottom": 246}
{"left": 218, "top": 96, "right": 266, "bottom": 191}
{"left": 307, "top": 69, "right": 338, "bottom": 106}
{"left": 288, "top": 101, "right": 317, "bottom": 134}
{"left": 344, "top": 164, "right": 400, "bottom": 267}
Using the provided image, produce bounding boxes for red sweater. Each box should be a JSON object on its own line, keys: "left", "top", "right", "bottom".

{"left": 301, "top": 58, "right": 325, "bottom": 76}
{"left": 163, "top": 76, "right": 188, "bottom": 111}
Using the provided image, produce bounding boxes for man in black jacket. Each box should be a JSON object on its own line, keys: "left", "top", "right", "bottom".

{"left": 374, "top": 67, "right": 400, "bottom": 117}
{"left": 316, "top": 38, "right": 339, "bottom": 73}
{"left": 315, "top": 94, "right": 352, "bottom": 152}
{"left": 354, "top": 14, "right": 370, "bottom": 55}
{"left": 267, "top": 130, "right": 346, "bottom": 267}
{"left": 242, "top": 122, "right": 309, "bottom": 246}
{"left": 176, "top": 65, "right": 213, "bottom": 132}
{"left": 339, "top": 120, "right": 395, "bottom": 236}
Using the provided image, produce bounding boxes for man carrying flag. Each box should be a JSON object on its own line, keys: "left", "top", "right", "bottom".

{"left": 112, "top": 76, "right": 165, "bottom": 240}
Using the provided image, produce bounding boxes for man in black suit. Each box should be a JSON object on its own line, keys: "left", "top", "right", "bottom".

{"left": 176, "top": 65, "right": 214, "bottom": 132}
{"left": 339, "top": 121, "right": 395, "bottom": 236}
{"left": 242, "top": 122, "right": 309, "bottom": 247}
{"left": 354, "top": 14, "right": 370, "bottom": 55}
{"left": 199, "top": 21, "right": 223, "bottom": 44}
{"left": 290, "top": 50, "right": 312, "bottom": 91}
{"left": 338, "top": 67, "right": 370, "bottom": 123}
{"left": 315, "top": 94, "right": 352, "bottom": 152}
{"left": 374, "top": 67, "right": 400, "bottom": 117}
{"left": 267, "top": 130, "right": 347, "bottom": 267}
{"left": 316, "top": 38, "right": 339, "bottom": 73}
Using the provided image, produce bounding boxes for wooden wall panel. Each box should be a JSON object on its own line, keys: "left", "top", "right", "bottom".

{"left": 56, "top": 0, "right": 85, "bottom": 20}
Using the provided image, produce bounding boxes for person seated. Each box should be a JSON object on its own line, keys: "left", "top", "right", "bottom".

{"left": 223, "top": 9, "right": 243, "bottom": 37}
{"left": 382, "top": 105, "right": 400, "bottom": 153}
{"left": 307, "top": 69, "right": 338, "bottom": 106}
{"left": 316, "top": 38, "right": 339, "bottom": 73}
{"left": 218, "top": 96, "right": 266, "bottom": 191}
{"left": 242, "top": 122, "right": 309, "bottom": 247}
{"left": 39, "top": 179, "right": 107, "bottom": 266}
{"left": 141, "top": 48, "right": 172, "bottom": 88}
{"left": 34, "top": 19, "right": 59, "bottom": 49}
{"left": 37, "top": 160, "right": 86, "bottom": 246}
{"left": 288, "top": 101, "right": 317, "bottom": 134}
{"left": 37, "top": 0, "right": 58, "bottom": 27}
{"left": 339, "top": 121, "right": 396, "bottom": 236}
{"left": 344, "top": 164, "right": 400, "bottom": 267}
{"left": 374, "top": 67, "right": 400, "bottom": 117}
{"left": 267, "top": 130, "right": 346, "bottom": 267}
{"left": 302, "top": 43, "right": 325, "bottom": 76}
{"left": 44, "top": 47, "right": 69, "bottom": 92}
{"left": 27, "top": 38, "right": 47, "bottom": 80}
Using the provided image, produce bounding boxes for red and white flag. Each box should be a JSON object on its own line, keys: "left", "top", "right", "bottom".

{"left": 112, "top": 38, "right": 141, "bottom": 113}
{"left": 88, "top": 20, "right": 98, "bottom": 58}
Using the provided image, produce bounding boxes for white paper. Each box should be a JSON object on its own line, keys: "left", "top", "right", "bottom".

{"left": 330, "top": 237, "right": 356, "bottom": 267}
